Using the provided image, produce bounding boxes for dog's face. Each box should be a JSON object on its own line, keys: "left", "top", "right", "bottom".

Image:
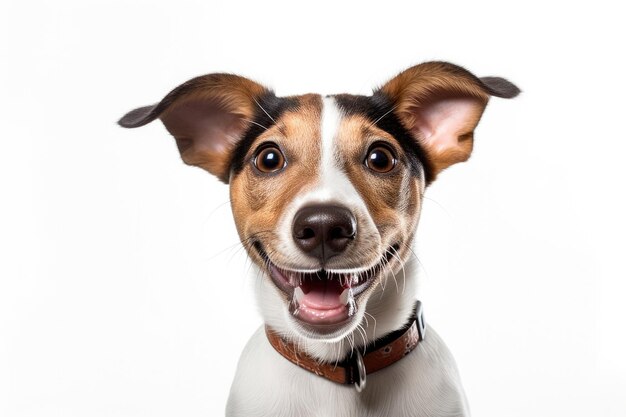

{"left": 228, "top": 94, "right": 425, "bottom": 338}
{"left": 120, "top": 62, "right": 518, "bottom": 341}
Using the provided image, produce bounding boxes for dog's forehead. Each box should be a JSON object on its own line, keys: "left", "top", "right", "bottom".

{"left": 231, "top": 94, "right": 371, "bottom": 174}
{"left": 274, "top": 93, "right": 369, "bottom": 133}
{"left": 264, "top": 93, "right": 393, "bottom": 151}
{"left": 229, "top": 91, "right": 428, "bottom": 185}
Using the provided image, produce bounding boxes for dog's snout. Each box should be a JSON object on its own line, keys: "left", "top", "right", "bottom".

{"left": 292, "top": 205, "right": 356, "bottom": 262}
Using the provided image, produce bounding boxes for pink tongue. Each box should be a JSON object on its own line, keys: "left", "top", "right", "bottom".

{"left": 299, "top": 278, "right": 344, "bottom": 310}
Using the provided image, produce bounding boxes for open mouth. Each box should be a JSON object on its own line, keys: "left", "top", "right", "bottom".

{"left": 253, "top": 242, "right": 399, "bottom": 330}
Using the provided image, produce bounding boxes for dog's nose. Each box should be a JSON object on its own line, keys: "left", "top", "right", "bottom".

{"left": 292, "top": 205, "right": 357, "bottom": 262}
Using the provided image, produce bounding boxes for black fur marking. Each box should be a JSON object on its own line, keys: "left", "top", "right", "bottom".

{"left": 118, "top": 104, "right": 158, "bottom": 128}
{"left": 118, "top": 74, "right": 241, "bottom": 128}
{"left": 479, "top": 76, "right": 521, "bottom": 99}
{"left": 229, "top": 93, "right": 299, "bottom": 179}
{"left": 333, "top": 93, "right": 434, "bottom": 184}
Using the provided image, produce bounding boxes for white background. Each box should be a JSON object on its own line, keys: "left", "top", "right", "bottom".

{"left": 1, "top": 1, "right": 624, "bottom": 416}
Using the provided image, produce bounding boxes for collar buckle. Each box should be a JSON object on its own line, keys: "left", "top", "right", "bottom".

{"left": 415, "top": 300, "right": 426, "bottom": 341}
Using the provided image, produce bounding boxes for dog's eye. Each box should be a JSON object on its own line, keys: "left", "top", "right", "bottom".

{"left": 365, "top": 145, "right": 396, "bottom": 173}
{"left": 254, "top": 145, "right": 286, "bottom": 173}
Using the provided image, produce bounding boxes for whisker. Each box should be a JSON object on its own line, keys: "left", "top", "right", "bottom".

{"left": 355, "top": 324, "right": 368, "bottom": 352}
{"left": 388, "top": 246, "right": 407, "bottom": 294}
{"left": 347, "top": 333, "right": 355, "bottom": 356}
{"left": 253, "top": 97, "right": 276, "bottom": 124}
{"left": 332, "top": 341, "right": 343, "bottom": 369}
{"left": 422, "top": 195, "right": 452, "bottom": 218}
{"left": 202, "top": 199, "right": 232, "bottom": 224}
{"left": 370, "top": 104, "right": 398, "bottom": 126}
{"left": 209, "top": 230, "right": 275, "bottom": 263}
{"left": 385, "top": 248, "right": 400, "bottom": 293}
{"left": 364, "top": 311, "right": 377, "bottom": 340}
{"left": 242, "top": 118, "right": 269, "bottom": 131}
{"left": 400, "top": 241, "right": 427, "bottom": 278}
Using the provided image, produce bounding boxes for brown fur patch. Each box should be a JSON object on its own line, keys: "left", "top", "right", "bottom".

{"left": 229, "top": 95, "right": 323, "bottom": 244}
{"left": 335, "top": 114, "right": 422, "bottom": 248}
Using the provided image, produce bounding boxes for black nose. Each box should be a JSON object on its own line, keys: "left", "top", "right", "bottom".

{"left": 292, "top": 205, "right": 357, "bottom": 262}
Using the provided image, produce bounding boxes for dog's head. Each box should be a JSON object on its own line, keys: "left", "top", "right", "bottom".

{"left": 120, "top": 62, "right": 518, "bottom": 346}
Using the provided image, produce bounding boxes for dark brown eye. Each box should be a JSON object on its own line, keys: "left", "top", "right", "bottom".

{"left": 254, "top": 145, "right": 286, "bottom": 173}
{"left": 365, "top": 145, "right": 396, "bottom": 173}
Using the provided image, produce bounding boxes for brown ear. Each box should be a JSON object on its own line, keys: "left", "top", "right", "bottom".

{"left": 378, "top": 61, "right": 520, "bottom": 178}
{"left": 118, "top": 74, "right": 270, "bottom": 183}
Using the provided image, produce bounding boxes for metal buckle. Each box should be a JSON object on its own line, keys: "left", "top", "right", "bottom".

{"left": 353, "top": 349, "right": 367, "bottom": 392}
{"left": 415, "top": 300, "right": 426, "bottom": 341}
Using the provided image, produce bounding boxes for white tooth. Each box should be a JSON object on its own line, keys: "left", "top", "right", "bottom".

{"left": 339, "top": 288, "right": 352, "bottom": 305}
{"left": 352, "top": 274, "right": 359, "bottom": 285}
{"left": 294, "top": 286, "right": 305, "bottom": 303}
{"left": 347, "top": 297, "right": 357, "bottom": 316}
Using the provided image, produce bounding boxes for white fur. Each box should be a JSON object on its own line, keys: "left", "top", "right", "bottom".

{"left": 227, "top": 329, "right": 469, "bottom": 417}
{"left": 225, "top": 96, "right": 471, "bottom": 416}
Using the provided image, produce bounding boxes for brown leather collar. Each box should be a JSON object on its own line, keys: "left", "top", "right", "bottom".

{"left": 265, "top": 301, "right": 425, "bottom": 391}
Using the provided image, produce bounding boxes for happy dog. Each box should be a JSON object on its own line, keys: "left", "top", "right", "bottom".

{"left": 119, "top": 61, "right": 519, "bottom": 416}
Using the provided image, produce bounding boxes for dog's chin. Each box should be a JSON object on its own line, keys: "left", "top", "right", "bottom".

{"left": 253, "top": 242, "right": 399, "bottom": 341}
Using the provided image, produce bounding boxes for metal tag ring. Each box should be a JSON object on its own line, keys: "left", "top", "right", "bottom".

{"left": 353, "top": 350, "right": 367, "bottom": 392}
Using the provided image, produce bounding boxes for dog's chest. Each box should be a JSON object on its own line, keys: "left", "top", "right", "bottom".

{"left": 226, "top": 327, "right": 470, "bottom": 417}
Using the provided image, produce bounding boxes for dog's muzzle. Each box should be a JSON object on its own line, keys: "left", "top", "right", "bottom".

{"left": 254, "top": 203, "right": 396, "bottom": 331}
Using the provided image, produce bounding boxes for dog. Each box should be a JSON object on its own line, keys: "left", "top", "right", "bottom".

{"left": 119, "top": 61, "right": 519, "bottom": 417}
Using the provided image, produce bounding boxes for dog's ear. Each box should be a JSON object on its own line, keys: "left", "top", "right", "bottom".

{"left": 378, "top": 61, "right": 520, "bottom": 179}
{"left": 118, "top": 74, "right": 270, "bottom": 183}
